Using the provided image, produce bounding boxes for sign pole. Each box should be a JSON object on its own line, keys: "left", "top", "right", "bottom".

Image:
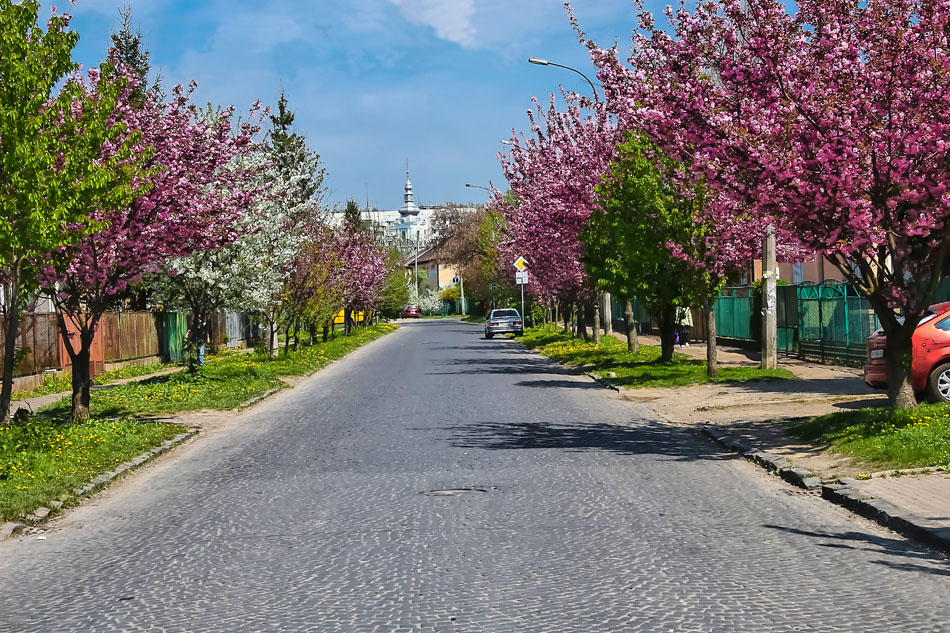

{"left": 521, "top": 283, "right": 525, "bottom": 328}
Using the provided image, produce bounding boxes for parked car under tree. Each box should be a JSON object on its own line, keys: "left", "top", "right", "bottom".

{"left": 864, "top": 302, "right": 950, "bottom": 403}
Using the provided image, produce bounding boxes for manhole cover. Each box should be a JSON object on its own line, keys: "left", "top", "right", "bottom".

{"left": 421, "top": 487, "right": 487, "bottom": 496}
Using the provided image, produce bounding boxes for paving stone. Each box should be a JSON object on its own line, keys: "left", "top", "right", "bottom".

{"left": 1, "top": 320, "right": 949, "bottom": 632}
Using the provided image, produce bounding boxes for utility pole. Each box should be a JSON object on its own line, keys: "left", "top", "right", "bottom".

{"left": 459, "top": 274, "right": 466, "bottom": 316}
{"left": 761, "top": 224, "right": 777, "bottom": 369}
{"left": 413, "top": 232, "right": 420, "bottom": 303}
{"left": 602, "top": 291, "right": 612, "bottom": 335}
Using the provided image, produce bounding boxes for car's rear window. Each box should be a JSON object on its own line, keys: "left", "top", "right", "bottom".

{"left": 492, "top": 310, "right": 520, "bottom": 318}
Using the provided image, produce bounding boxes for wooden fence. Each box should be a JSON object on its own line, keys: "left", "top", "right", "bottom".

{"left": 100, "top": 311, "right": 161, "bottom": 363}
{"left": 0, "top": 313, "right": 61, "bottom": 377}
{"left": 2, "top": 309, "right": 257, "bottom": 381}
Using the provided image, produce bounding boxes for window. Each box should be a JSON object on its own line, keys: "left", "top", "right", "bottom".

{"left": 935, "top": 315, "right": 950, "bottom": 332}
{"left": 792, "top": 262, "right": 804, "bottom": 285}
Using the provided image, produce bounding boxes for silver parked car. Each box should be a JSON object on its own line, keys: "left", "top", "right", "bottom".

{"left": 484, "top": 309, "right": 523, "bottom": 339}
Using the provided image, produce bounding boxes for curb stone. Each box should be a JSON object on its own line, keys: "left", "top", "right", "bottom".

{"left": 585, "top": 372, "right": 621, "bottom": 392}
{"left": 3, "top": 426, "right": 199, "bottom": 539}
{"left": 705, "top": 426, "right": 950, "bottom": 553}
{"left": 822, "top": 482, "right": 950, "bottom": 554}
{"left": 239, "top": 387, "right": 283, "bottom": 410}
{"left": 701, "top": 427, "right": 821, "bottom": 490}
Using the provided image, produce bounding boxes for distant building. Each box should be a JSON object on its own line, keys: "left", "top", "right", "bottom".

{"left": 329, "top": 168, "right": 476, "bottom": 252}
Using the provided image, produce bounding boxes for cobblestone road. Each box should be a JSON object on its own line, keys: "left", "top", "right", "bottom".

{"left": 2, "top": 320, "right": 950, "bottom": 632}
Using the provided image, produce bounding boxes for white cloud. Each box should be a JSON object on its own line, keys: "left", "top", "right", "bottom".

{"left": 387, "top": 0, "right": 477, "bottom": 48}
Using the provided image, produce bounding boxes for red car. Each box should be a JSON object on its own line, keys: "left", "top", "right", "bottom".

{"left": 864, "top": 301, "right": 950, "bottom": 402}
{"left": 402, "top": 304, "right": 421, "bottom": 318}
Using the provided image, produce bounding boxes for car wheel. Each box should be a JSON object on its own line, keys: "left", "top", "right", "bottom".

{"left": 485, "top": 332, "right": 493, "bottom": 339}
{"left": 927, "top": 362, "right": 950, "bottom": 403}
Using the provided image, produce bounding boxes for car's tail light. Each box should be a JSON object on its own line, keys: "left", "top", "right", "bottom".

{"left": 514, "top": 321, "right": 522, "bottom": 325}
{"left": 490, "top": 322, "right": 498, "bottom": 326}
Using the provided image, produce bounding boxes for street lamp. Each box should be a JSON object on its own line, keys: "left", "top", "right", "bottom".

{"left": 528, "top": 56, "right": 609, "bottom": 336}
{"left": 465, "top": 183, "right": 492, "bottom": 192}
{"left": 527, "top": 57, "right": 600, "bottom": 103}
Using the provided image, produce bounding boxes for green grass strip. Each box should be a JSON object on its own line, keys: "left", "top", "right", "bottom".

{"left": 40, "top": 324, "right": 397, "bottom": 419}
{"left": 0, "top": 418, "right": 183, "bottom": 521}
{"left": 793, "top": 403, "right": 950, "bottom": 471}
{"left": 520, "top": 325, "right": 794, "bottom": 389}
{"left": 13, "top": 361, "right": 177, "bottom": 400}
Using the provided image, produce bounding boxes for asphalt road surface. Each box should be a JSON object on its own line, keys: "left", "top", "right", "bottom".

{"left": 2, "top": 319, "right": 950, "bottom": 632}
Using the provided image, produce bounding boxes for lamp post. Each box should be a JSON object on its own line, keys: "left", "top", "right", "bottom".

{"left": 528, "top": 56, "right": 611, "bottom": 337}
{"left": 527, "top": 57, "right": 600, "bottom": 104}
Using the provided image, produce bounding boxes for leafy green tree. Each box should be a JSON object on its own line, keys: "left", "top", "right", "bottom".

{"left": 585, "top": 134, "right": 701, "bottom": 364}
{"left": 0, "top": 1, "right": 144, "bottom": 420}
{"left": 378, "top": 248, "right": 411, "bottom": 318}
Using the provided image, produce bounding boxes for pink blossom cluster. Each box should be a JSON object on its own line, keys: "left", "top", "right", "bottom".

{"left": 328, "top": 221, "right": 390, "bottom": 312}
{"left": 492, "top": 93, "right": 621, "bottom": 303}
{"left": 37, "top": 69, "right": 263, "bottom": 317}
{"left": 580, "top": 0, "right": 950, "bottom": 315}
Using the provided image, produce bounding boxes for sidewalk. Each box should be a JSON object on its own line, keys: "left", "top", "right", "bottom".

{"left": 606, "top": 329, "right": 950, "bottom": 552}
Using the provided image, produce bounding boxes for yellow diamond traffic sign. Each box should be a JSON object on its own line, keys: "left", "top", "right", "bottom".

{"left": 513, "top": 256, "right": 527, "bottom": 271}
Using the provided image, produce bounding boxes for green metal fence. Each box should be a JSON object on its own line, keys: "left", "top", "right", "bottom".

{"left": 610, "top": 295, "right": 652, "bottom": 333}
{"left": 711, "top": 282, "right": 878, "bottom": 364}
{"left": 796, "top": 282, "right": 878, "bottom": 365}
{"left": 158, "top": 312, "right": 187, "bottom": 363}
{"left": 715, "top": 286, "right": 755, "bottom": 341}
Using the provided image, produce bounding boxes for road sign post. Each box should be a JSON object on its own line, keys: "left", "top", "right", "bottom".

{"left": 514, "top": 257, "right": 528, "bottom": 328}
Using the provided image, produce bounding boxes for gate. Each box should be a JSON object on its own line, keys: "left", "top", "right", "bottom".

{"left": 797, "top": 282, "right": 878, "bottom": 365}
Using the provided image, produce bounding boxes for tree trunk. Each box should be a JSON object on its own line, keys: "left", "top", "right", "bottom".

{"left": 186, "top": 314, "right": 210, "bottom": 372}
{"left": 577, "top": 301, "right": 589, "bottom": 340}
{"left": 657, "top": 304, "right": 676, "bottom": 362}
{"left": 322, "top": 322, "right": 330, "bottom": 343}
{"left": 884, "top": 321, "right": 919, "bottom": 408}
{"left": 71, "top": 344, "right": 91, "bottom": 423}
{"left": 592, "top": 295, "right": 602, "bottom": 344}
{"left": 268, "top": 321, "right": 277, "bottom": 356}
{"left": 706, "top": 301, "right": 718, "bottom": 378}
{"left": 623, "top": 298, "right": 639, "bottom": 354}
{"left": 0, "top": 272, "right": 22, "bottom": 422}
{"left": 53, "top": 310, "right": 96, "bottom": 423}
{"left": 562, "top": 302, "right": 570, "bottom": 334}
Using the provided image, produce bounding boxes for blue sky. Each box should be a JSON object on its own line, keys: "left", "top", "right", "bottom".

{"left": 54, "top": 1, "right": 647, "bottom": 210}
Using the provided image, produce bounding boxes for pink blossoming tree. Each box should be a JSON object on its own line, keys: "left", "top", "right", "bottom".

{"left": 39, "top": 76, "right": 261, "bottom": 421}
{"left": 494, "top": 93, "right": 621, "bottom": 337}
{"left": 581, "top": 0, "right": 950, "bottom": 407}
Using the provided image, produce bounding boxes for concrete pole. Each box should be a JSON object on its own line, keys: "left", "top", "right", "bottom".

{"left": 460, "top": 274, "right": 466, "bottom": 316}
{"left": 413, "top": 233, "right": 420, "bottom": 303}
{"left": 761, "top": 224, "right": 777, "bottom": 369}
{"left": 602, "top": 291, "right": 613, "bottom": 335}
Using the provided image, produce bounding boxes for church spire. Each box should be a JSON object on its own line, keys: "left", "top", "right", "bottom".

{"left": 399, "top": 161, "right": 420, "bottom": 217}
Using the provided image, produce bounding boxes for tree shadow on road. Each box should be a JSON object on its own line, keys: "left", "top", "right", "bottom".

{"left": 447, "top": 419, "right": 733, "bottom": 461}
{"left": 426, "top": 355, "right": 575, "bottom": 376}
{"left": 512, "top": 379, "right": 603, "bottom": 390}
{"left": 764, "top": 524, "right": 950, "bottom": 574}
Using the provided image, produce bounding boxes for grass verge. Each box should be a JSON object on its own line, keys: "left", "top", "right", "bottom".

{"left": 520, "top": 325, "right": 795, "bottom": 388}
{"left": 0, "top": 418, "right": 183, "bottom": 521}
{"left": 39, "top": 324, "right": 397, "bottom": 418}
{"left": 792, "top": 403, "right": 950, "bottom": 472}
{"left": 13, "top": 361, "right": 177, "bottom": 400}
